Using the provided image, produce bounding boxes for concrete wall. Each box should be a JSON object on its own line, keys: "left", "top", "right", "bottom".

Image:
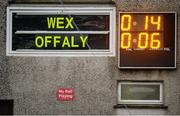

{"left": 0, "top": 0, "right": 180, "bottom": 115}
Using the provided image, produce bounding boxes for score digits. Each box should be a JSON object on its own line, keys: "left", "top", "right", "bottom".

{"left": 145, "top": 16, "right": 161, "bottom": 30}
{"left": 120, "top": 14, "right": 162, "bottom": 49}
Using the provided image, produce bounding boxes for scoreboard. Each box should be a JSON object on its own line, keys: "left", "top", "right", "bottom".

{"left": 6, "top": 6, "right": 116, "bottom": 56}
{"left": 118, "top": 12, "right": 176, "bottom": 69}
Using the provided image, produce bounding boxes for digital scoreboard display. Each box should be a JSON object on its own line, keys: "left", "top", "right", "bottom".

{"left": 119, "top": 12, "right": 176, "bottom": 68}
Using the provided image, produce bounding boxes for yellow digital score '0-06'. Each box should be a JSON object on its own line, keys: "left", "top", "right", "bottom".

{"left": 120, "top": 14, "right": 163, "bottom": 49}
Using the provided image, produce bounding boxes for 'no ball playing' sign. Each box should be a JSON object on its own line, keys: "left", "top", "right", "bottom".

{"left": 56, "top": 88, "right": 74, "bottom": 101}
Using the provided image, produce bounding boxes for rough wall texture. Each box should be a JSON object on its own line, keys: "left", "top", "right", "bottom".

{"left": 0, "top": 0, "right": 179, "bottom": 115}
{"left": 0, "top": 0, "right": 11, "bottom": 99}
{"left": 7, "top": 57, "right": 116, "bottom": 115}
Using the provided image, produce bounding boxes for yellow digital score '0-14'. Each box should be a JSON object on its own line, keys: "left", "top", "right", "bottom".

{"left": 120, "top": 14, "right": 163, "bottom": 49}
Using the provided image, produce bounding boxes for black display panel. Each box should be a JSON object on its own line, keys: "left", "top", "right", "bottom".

{"left": 0, "top": 100, "right": 13, "bottom": 115}
{"left": 119, "top": 12, "right": 176, "bottom": 68}
{"left": 12, "top": 14, "right": 109, "bottom": 50}
{"left": 13, "top": 15, "right": 109, "bottom": 31}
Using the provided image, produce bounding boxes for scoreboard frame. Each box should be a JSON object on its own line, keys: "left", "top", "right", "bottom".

{"left": 118, "top": 12, "right": 177, "bottom": 69}
{"left": 6, "top": 5, "right": 116, "bottom": 56}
